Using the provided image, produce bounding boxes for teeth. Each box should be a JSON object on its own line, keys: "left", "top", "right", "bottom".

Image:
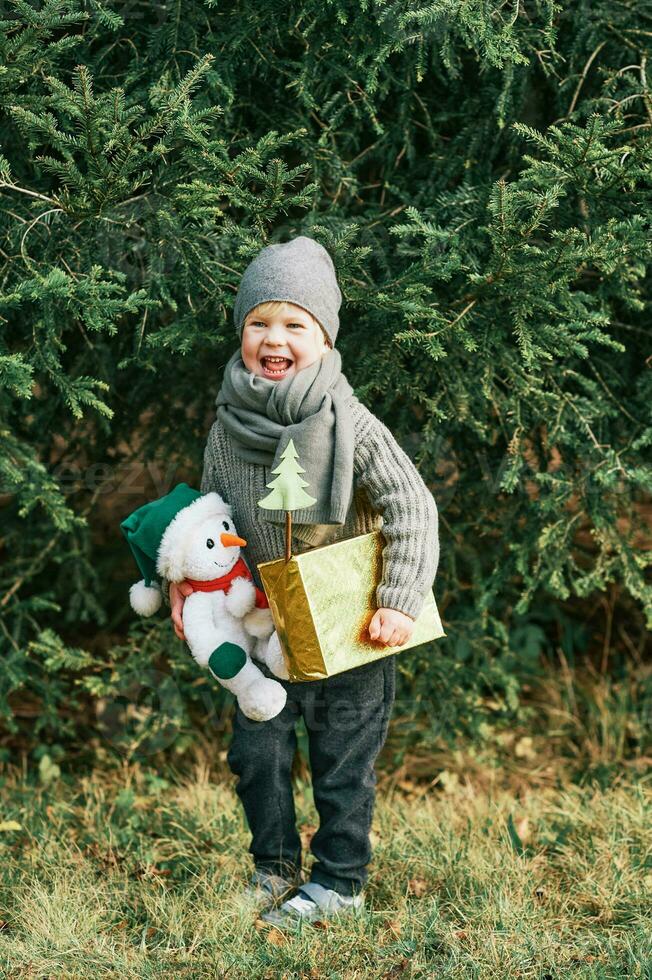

{"left": 262, "top": 355, "right": 292, "bottom": 375}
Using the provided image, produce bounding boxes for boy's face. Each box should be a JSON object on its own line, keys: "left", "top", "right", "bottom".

{"left": 241, "top": 302, "right": 329, "bottom": 382}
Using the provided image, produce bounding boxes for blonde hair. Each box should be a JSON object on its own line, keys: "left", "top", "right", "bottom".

{"left": 247, "top": 301, "right": 332, "bottom": 348}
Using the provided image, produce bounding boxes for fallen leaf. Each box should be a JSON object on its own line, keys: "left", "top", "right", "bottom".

{"left": 514, "top": 736, "right": 536, "bottom": 761}
{"left": 407, "top": 876, "right": 428, "bottom": 898}
{"left": 300, "top": 823, "right": 317, "bottom": 850}
{"left": 133, "top": 796, "right": 152, "bottom": 811}
{"left": 515, "top": 816, "right": 531, "bottom": 843}
{"left": 377, "top": 919, "right": 401, "bottom": 946}
{"left": 38, "top": 754, "right": 61, "bottom": 787}
{"left": 454, "top": 929, "right": 468, "bottom": 940}
{"left": 266, "top": 927, "right": 287, "bottom": 945}
{"left": 384, "top": 918, "right": 402, "bottom": 938}
{"left": 0, "top": 821, "right": 21, "bottom": 833}
{"left": 397, "top": 779, "right": 417, "bottom": 793}
{"left": 313, "top": 919, "right": 330, "bottom": 930}
{"left": 437, "top": 770, "right": 459, "bottom": 794}
{"left": 383, "top": 959, "right": 410, "bottom": 977}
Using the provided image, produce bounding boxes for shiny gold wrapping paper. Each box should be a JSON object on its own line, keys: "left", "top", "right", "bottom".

{"left": 257, "top": 530, "right": 445, "bottom": 681}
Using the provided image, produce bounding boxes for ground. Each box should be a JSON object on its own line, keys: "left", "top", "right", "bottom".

{"left": 0, "top": 753, "right": 650, "bottom": 979}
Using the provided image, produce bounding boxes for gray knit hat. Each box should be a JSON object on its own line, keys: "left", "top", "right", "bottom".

{"left": 233, "top": 235, "right": 342, "bottom": 347}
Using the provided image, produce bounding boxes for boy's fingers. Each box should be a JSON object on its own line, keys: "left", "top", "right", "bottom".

{"left": 369, "top": 611, "right": 410, "bottom": 645}
{"left": 179, "top": 581, "right": 193, "bottom": 597}
{"left": 368, "top": 613, "right": 380, "bottom": 640}
{"left": 379, "top": 625, "right": 394, "bottom": 645}
{"left": 170, "top": 604, "right": 185, "bottom": 641}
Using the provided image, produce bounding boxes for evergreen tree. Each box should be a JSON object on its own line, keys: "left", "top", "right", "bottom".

{"left": 0, "top": 0, "right": 650, "bottom": 764}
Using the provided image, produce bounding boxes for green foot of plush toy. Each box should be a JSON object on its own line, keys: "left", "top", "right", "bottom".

{"left": 208, "top": 642, "right": 247, "bottom": 679}
{"left": 209, "top": 641, "right": 286, "bottom": 719}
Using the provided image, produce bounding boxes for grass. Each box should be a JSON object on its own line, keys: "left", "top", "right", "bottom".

{"left": 0, "top": 751, "right": 650, "bottom": 979}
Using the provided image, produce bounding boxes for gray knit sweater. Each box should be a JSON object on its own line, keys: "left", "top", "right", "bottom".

{"left": 196, "top": 395, "right": 439, "bottom": 620}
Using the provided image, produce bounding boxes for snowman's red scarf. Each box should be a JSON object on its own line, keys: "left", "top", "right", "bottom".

{"left": 183, "top": 556, "right": 269, "bottom": 608}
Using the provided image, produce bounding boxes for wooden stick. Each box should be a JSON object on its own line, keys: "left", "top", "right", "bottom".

{"left": 285, "top": 510, "right": 292, "bottom": 563}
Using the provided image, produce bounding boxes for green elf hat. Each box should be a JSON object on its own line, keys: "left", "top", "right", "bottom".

{"left": 120, "top": 482, "right": 201, "bottom": 616}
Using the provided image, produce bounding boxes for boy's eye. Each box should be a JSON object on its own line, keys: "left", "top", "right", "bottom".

{"left": 206, "top": 538, "right": 215, "bottom": 549}
{"left": 246, "top": 320, "right": 305, "bottom": 329}
{"left": 222, "top": 521, "right": 230, "bottom": 531}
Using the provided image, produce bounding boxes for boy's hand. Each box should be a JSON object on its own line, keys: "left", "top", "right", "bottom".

{"left": 170, "top": 580, "right": 194, "bottom": 642}
{"left": 368, "top": 607, "right": 415, "bottom": 647}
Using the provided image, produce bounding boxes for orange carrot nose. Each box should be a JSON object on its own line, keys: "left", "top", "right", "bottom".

{"left": 221, "top": 532, "right": 247, "bottom": 548}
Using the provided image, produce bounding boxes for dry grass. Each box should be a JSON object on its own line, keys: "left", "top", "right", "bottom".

{"left": 0, "top": 752, "right": 650, "bottom": 979}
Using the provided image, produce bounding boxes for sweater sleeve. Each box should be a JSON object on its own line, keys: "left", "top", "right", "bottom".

{"left": 353, "top": 404, "right": 440, "bottom": 620}
{"left": 200, "top": 424, "right": 222, "bottom": 495}
{"left": 161, "top": 427, "right": 223, "bottom": 610}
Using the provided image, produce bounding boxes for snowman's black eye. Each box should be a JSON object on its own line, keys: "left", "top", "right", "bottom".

{"left": 206, "top": 538, "right": 215, "bottom": 549}
{"left": 222, "top": 521, "right": 230, "bottom": 531}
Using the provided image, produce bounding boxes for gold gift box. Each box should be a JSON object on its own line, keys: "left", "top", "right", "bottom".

{"left": 257, "top": 529, "right": 445, "bottom": 681}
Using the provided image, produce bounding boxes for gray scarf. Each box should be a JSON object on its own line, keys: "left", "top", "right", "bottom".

{"left": 215, "top": 347, "right": 357, "bottom": 527}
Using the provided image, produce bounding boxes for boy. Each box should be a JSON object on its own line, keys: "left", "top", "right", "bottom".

{"left": 169, "top": 235, "right": 439, "bottom": 927}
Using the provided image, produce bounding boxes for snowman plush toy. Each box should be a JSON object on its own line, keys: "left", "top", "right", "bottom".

{"left": 120, "top": 483, "right": 288, "bottom": 722}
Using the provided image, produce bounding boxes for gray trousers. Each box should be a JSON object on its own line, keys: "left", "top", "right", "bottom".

{"left": 226, "top": 654, "right": 396, "bottom": 897}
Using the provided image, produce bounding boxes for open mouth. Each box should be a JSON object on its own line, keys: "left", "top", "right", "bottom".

{"left": 260, "top": 355, "right": 293, "bottom": 378}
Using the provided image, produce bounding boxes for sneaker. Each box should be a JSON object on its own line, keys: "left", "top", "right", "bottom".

{"left": 239, "top": 869, "right": 298, "bottom": 912}
{"left": 260, "top": 881, "right": 365, "bottom": 929}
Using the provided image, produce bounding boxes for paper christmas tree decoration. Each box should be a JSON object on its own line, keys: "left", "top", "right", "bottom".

{"left": 258, "top": 437, "right": 316, "bottom": 562}
{"left": 256, "top": 439, "right": 445, "bottom": 681}
{"left": 258, "top": 437, "right": 317, "bottom": 512}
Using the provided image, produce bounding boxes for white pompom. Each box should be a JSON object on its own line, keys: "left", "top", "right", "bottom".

{"left": 129, "top": 579, "right": 162, "bottom": 616}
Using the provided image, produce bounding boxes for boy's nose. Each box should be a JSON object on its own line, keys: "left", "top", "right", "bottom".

{"left": 265, "top": 322, "right": 289, "bottom": 342}
{"left": 221, "top": 531, "right": 247, "bottom": 548}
